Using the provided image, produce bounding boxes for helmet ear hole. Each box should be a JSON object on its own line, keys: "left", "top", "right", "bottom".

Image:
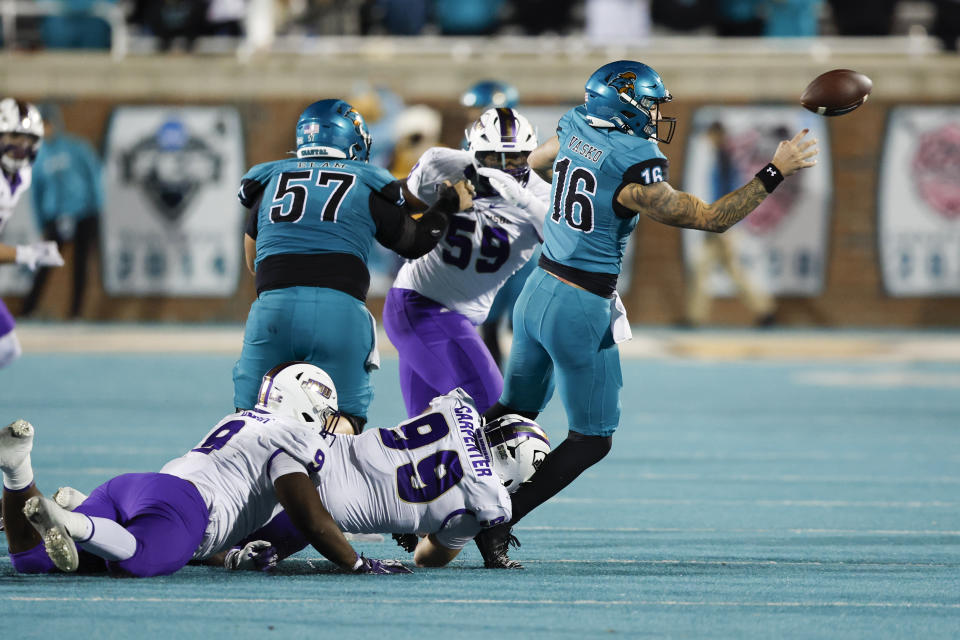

{"left": 300, "top": 412, "right": 314, "bottom": 422}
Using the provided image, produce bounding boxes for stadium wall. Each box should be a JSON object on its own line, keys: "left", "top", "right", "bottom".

{"left": 2, "top": 48, "right": 959, "bottom": 327}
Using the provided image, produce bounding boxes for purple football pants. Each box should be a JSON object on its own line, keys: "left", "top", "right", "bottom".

{"left": 0, "top": 299, "right": 14, "bottom": 338}
{"left": 9, "top": 473, "right": 209, "bottom": 577}
{"left": 383, "top": 288, "right": 503, "bottom": 417}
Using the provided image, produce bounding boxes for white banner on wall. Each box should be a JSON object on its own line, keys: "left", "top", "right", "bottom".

{"left": 681, "top": 106, "right": 832, "bottom": 296}
{"left": 879, "top": 106, "right": 960, "bottom": 296}
{"left": 102, "top": 106, "right": 245, "bottom": 296}
{"left": 0, "top": 196, "right": 42, "bottom": 296}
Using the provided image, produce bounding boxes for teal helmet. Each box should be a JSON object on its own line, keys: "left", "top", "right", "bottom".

{"left": 295, "top": 99, "right": 372, "bottom": 161}
{"left": 461, "top": 80, "right": 519, "bottom": 110}
{"left": 583, "top": 60, "right": 676, "bottom": 143}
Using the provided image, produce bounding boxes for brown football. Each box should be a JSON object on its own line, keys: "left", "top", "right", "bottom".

{"left": 800, "top": 69, "right": 873, "bottom": 116}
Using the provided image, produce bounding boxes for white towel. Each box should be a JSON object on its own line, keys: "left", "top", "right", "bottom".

{"left": 365, "top": 308, "right": 381, "bottom": 371}
{"left": 610, "top": 292, "right": 632, "bottom": 344}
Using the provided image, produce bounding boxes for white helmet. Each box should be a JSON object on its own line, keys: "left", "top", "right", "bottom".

{"left": 478, "top": 414, "right": 550, "bottom": 493}
{"left": 466, "top": 108, "right": 538, "bottom": 185}
{"left": 255, "top": 362, "right": 338, "bottom": 426}
{"left": 0, "top": 98, "right": 43, "bottom": 174}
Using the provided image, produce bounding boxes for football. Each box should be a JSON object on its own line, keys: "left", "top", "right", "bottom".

{"left": 800, "top": 69, "right": 873, "bottom": 116}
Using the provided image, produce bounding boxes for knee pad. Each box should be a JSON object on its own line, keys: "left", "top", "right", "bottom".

{"left": 0, "top": 331, "right": 22, "bottom": 369}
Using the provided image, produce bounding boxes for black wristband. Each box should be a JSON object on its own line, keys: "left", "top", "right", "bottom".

{"left": 755, "top": 163, "right": 784, "bottom": 193}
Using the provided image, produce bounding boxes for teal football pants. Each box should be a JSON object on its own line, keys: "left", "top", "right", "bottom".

{"left": 232, "top": 286, "right": 376, "bottom": 418}
{"left": 500, "top": 268, "right": 622, "bottom": 436}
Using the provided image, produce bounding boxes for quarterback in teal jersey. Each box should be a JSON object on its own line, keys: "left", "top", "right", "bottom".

{"left": 476, "top": 61, "right": 819, "bottom": 568}
{"left": 233, "top": 99, "right": 473, "bottom": 433}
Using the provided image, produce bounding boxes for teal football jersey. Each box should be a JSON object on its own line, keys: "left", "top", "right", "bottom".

{"left": 239, "top": 157, "right": 400, "bottom": 268}
{"left": 543, "top": 106, "right": 669, "bottom": 275}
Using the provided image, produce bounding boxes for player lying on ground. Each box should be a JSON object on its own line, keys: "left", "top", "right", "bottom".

{"left": 51, "top": 365, "right": 552, "bottom": 570}
{"left": 0, "top": 362, "right": 411, "bottom": 576}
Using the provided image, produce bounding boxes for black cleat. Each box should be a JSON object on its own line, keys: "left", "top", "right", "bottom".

{"left": 392, "top": 533, "right": 419, "bottom": 553}
{"left": 474, "top": 524, "right": 523, "bottom": 569}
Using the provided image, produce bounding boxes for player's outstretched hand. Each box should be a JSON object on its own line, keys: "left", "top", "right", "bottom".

{"left": 15, "top": 241, "right": 65, "bottom": 271}
{"left": 477, "top": 167, "right": 536, "bottom": 210}
{"left": 771, "top": 128, "right": 819, "bottom": 177}
{"left": 353, "top": 554, "right": 413, "bottom": 574}
{"left": 223, "top": 540, "right": 279, "bottom": 571}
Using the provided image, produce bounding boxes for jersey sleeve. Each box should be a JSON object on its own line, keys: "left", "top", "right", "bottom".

{"left": 405, "top": 147, "right": 471, "bottom": 206}
{"left": 267, "top": 450, "right": 310, "bottom": 484}
{"left": 361, "top": 163, "right": 400, "bottom": 196}
{"left": 265, "top": 418, "right": 332, "bottom": 477}
{"left": 612, "top": 152, "right": 670, "bottom": 219}
{"left": 238, "top": 162, "right": 276, "bottom": 210}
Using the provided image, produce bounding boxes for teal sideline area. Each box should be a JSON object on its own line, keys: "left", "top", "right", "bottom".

{"left": 1, "top": 325, "right": 959, "bottom": 638}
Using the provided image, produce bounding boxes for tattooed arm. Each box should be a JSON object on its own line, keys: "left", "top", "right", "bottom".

{"left": 616, "top": 128, "right": 819, "bottom": 233}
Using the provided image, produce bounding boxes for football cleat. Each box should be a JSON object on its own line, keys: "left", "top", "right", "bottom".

{"left": 52, "top": 486, "right": 88, "bottom": 511}
{"left": 0, "top": 419, "right": 34, "bottom": 474}
{"left": 23, "top": 496, "right": 80, "bottom": 572}
{"left": 474, "top": 524, "right": 523, "bottom": 569}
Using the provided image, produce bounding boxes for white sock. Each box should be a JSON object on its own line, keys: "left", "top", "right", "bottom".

{"left": 2, "top": 453, "right": 33, "bottom": 491}
{"left": 77, "top": 516, "right": 138, "bottom": 561}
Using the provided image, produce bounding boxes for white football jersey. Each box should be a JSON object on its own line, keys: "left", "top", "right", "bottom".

{"left": 393, "top": 147, "right": 548, "bottom": 324}
{"left": 0, "top": 166, "right": 32, "bottom": 234}
{"left": 318, "top": 388, "right": 511, "bottom": 549}
{"left": 160, "top": 410, "right": 332, "bottom": 559}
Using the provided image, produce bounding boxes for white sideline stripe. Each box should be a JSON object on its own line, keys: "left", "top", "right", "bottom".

{"left": 4, "top": 596, "right": 959, "bottom": 609}
{"left": 550, "top": 497, "right": 960, "bottom": 508}
{"left": 605, "top": 473, "right": 960, "bottom": 484}
{"left": 16, "top": 324, "right": 960, "bottom": 362}
{"left": 519, "top": 526, "right": 960, "bottom": 535}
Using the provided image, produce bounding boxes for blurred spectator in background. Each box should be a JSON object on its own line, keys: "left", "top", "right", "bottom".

{"left": 585, "top": 0, "right": 651, "bottom": 44}
{"left": 434, "top": 0, "right": 504, "bottom": 35}
{"left": 828, "top": 0, "right": 896, "bottom": 35}
{"left": 513, "top": 0, "right": 577, "bottom": 35}
{"left": 715, "top": 0, "right": 764, "bottom": 35}
{"left": 362, "top": 0, "right": 430, "bottom": 35}
{"left": 389, "top": 105, "right": 442, "bottom": 180}
{"left": 764, "top": 0, "right": 822, "bottom": 37}
{"left": 205, "top": 0, "right": 246, "bottom": 37}
{"left": 651, "top": 0, "right": 714, "bottom": 33}
{"left": 932, "top": 0, "right": 960, "bottom": 51}
{"left": 21, "top": 104, "right": 103, "bottom": 319}
{"left": 130, "top": 0, "right": 208, "bottom": 52}
{"left": 348, "top": 84, "right": 405, "bottom": 169}
{"left": 684, "top": 122, "right": 776, "bottom": 328}
{"left": 41, "top": 0, "right": 115, "bottom": 49}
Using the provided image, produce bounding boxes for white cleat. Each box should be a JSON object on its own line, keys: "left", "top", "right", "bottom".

{"left": 0, "top": 419, "right": 34, "bottom": 474}
{"left": 23, "top": 496, "right": 80, "bottom": 572}
{"left": 52, "top": 486, "right": 89, "bottom": 511}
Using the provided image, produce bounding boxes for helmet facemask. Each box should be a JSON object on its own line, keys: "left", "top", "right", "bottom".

{"left": 0, "top": 98, "right": 43, "bottom": 174}
{"left": 466, "top": 108, "right": 538, "bottom": 190}
{"left": 0, "top": 133, "right": 41, "bottom": 174}
{"left": 475, "top": 415, "right": 551, "bottom": 493}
